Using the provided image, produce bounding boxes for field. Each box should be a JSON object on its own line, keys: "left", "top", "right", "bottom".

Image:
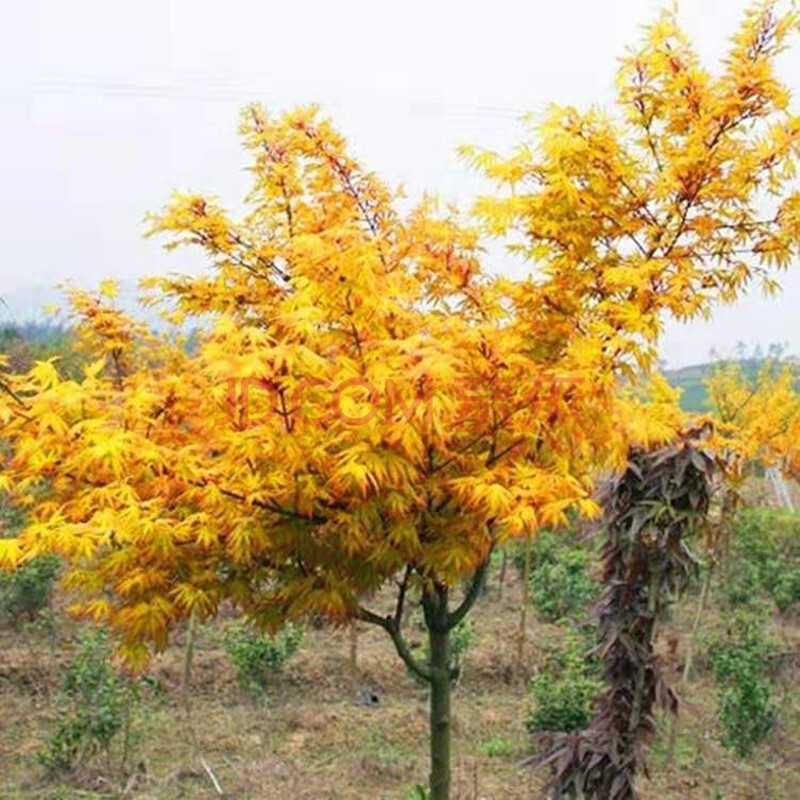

{"left": 3, "top": 6, "right": 800, "bottom": 795}
{"left": 2, "top": 512, "right": 799, "bottom": 800}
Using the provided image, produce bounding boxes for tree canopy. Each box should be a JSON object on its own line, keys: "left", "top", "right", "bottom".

{"left": 1, "top": 6, "right": 800, "bottom": 796}
{"left": 1, "top": 0, "right": 798, "bottom": 666}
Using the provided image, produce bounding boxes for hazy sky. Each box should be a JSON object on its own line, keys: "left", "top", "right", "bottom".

{"left": 2, "top": 0, "right": 799, "bottom": 367}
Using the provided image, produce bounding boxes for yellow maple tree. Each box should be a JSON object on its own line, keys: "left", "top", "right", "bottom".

{"left": 2, "top": 5, "right": 800, "bottom": 797}
{"left": 705, "top": 357, "right": 800, "bottom": 501}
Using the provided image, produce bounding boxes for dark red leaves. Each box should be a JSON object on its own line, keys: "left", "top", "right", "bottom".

{"left": 530, "top": 428, "right": 717, "bottom": 798}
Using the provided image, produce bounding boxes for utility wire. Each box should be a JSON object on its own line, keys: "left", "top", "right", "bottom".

{"left": 30, "top": 78, "right": 527, "bottom": 119}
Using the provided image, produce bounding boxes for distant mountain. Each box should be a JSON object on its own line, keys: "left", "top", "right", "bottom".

{"left": 0, "top": 280, "right": 171, "bottom": 331}
{"left": 663, "top": 359, "right": 780, "bottom": 413}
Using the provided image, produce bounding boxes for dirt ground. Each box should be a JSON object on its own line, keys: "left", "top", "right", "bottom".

{"left": 1, "top": 569, "right": 798, "bottom": 800}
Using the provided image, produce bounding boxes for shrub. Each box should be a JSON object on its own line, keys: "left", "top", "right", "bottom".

{"left": 526, "top": 630, "right": 602, "bottom": 734}
{"left": 0, "top": 553, "right": 60, "bottom": 626}
{"left": 223, "top": 621, "right": 304, "bottom": 696}
{"left": 525, "top": 532, "right": 597, "bottom": 622}
{"left": 773, "top": 567, "right": 800, "bottom": 613}
{"left": 726, "top": 509, "right": 800, "bottom": 613}
{"left": 512, "top": 528, "right": 556, "bottom": 573}
{"left": 480, "top": 733, "right": 515, "bottom": 758}
{"left": 709, "top": 609, "right": 777, "bottom": 757}
{"left": 38, "top": 627, "right": 140, "bottom": 774}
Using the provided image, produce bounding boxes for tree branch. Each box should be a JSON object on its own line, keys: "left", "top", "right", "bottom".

{"left": 357, "top": 604, "right": 431, "bottom": 682}
{"left": 195, "top": 481, "right": 328, "bottom": 524}
{"left": 0, "top": 378, "right": 30, "bottom": 410}
{"left": 394, "top": 565, "right": 412, "bottom": 627}
{"left": 447, "top": 557, "right": 491, "bottom": 630}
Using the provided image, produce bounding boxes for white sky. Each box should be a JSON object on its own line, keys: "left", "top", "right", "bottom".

{"left": 2, "top": 0, "right": 799, "bottom": 367}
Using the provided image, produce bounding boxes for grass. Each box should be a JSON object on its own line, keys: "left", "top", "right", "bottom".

{"left": 0, "top": 565, "right": 798, "bottom": 799}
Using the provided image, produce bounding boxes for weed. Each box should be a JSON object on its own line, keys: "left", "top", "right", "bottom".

{"left": 526, "top": 629, "right": 602, "bottom": 733}
{"left": 708, "top": 609, "right": 777, "bottom": 757}
{"left": 480, "top": 733, "right": 514, "bottom": 758}
{"left": 38, "top": 627, "right": 140, "bottom": 774}
{"left": 223, "top": 621, "right": 304, "bottom": 696}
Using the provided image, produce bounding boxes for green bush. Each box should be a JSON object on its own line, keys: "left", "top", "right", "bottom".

{"left": 709, "top": 609, "right": 777, "bottom": 757}
{"left": 480, "top": 733, "right": 515, "bottom": 758}
{"left": 521, "top": 531, "right": 597, "bottom": 622}
{"left": 38, "top": 627, "right": 140, "bottom": 774}
{"left": 0, "top": 323, "right": 82, "bottom": 377}
{"left": 0, "top": 553, "right": 60, "bottom": 626}
{"left": 726, "top": 509, "right": 800, "bottom": 613}
{"left": 223, "top": 621, "right": 304, "bottom": 695}
{"left": 773, "top": 567, "right": 800, "bottom": 613}
{"left": 526, "top": 630, "right": 602, "bottom": 734}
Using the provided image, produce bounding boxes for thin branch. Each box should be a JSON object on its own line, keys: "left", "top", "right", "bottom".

{"left": 299, "top": 126, "right": 389, "bottom": 268}
{"left": 394, "top": 565, "right": 412, "bottom": 627}
{"left": 357, "top": 604, "right": 431, "bottom": 682}
{"left": 198, "top": 481, "right": 328, "bottom": 524}
{"left": 447, "top": 557, "right": 491, "bottom": 630}
{"left": 0, "top": 378, "right": 30, "bottom": 410}
{"left": 486, "top": 436, "right": 527, "bottom": 468}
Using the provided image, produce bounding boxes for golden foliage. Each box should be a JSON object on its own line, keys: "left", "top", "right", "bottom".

{"left": 1, "top": 4, "right": 799, "bottom": 659}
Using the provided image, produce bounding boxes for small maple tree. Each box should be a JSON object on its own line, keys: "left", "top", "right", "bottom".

{"left": 2, "top": 5, "right": 800, "bottom": 798}
{"left": 706, "top": 358, "right": 800, "bottom": 485}
{"left": 699, "top": 357, "right": 800, "bottom": 588}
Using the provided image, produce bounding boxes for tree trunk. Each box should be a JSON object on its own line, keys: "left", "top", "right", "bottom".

{"left": 515, "top": 537, "right": 532, "bottom": 677}
{"left": 428, "top": 620, "right": 452, "bottom": 800}
{"left": 349, "top": 620, "right": 359, "bottom": 677}
{"left": 682, "top": 561, "right": 713, "bottom": 684}
{"left": 497, "top": 548, "right": 508, "bottom": 598}
{"left": 360, "top": 565, "right": 490, "bottom": 800}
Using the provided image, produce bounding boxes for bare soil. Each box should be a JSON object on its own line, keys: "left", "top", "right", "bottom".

{"left": 1, "top": 570, "right": 798, "bottom": 799}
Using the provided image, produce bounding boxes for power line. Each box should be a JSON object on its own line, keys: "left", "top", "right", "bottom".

{"left": 31, "top": 78, "right": 527, "bottom": 120}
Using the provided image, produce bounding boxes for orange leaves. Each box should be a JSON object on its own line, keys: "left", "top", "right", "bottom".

{"left": 81, "top": 597, "right": 113, "bottom": 623}
{"left": 146, "top": 192, "right": 237, "bottom": 258}
{"left": 330, "top": 458, "right": 379, "bottom": 499}
{"left": 170, "top": 582, "right": 216, "bottom": 617}
{"left": 704, "top": 359, "right": 800, "bottom": 480}
{"left": 445, "top": 465, "right": 596, "bottom": 546}
{"left": 28, "top": 359, "right": 61, "bottom": 390}
{"left": 418, "top": 518, "right": 491, "bottom": 585}
{"left": 467, "top": 3, "right": 800, "bottom": 387}
{"left": 228, "top": 523, "right": 259, "bottom": 564}
{"left": 63, "top": 286, "right": 154, "bottom": 372}
{"left": 115, "top": 596, "right": 175, "bottom": 650}
{"left": 271, "top": 574, "right": 353, "bottom": 622}
{"left": 620, "top": 373, "right": 687, "bottom": 450}
{"left": 448, "top": 476, "right": 515, "bottom": 518}
{"left": 1, "top": 6, "right": 798, "bottom": 665}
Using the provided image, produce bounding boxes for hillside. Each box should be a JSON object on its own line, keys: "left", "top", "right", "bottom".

{"left": 664, "top": 358, "right": 782, "bottom": 414}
